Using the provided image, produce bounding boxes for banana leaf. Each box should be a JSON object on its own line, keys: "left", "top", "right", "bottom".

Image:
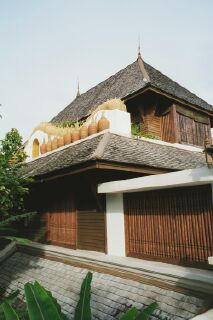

{"left": 74, "top": 272, "right": 92, "bottom": 320}
{"left": 24, "top": 282, "right": 63, "bottom": 320}
{"left": 0, "top": 290, "right": 20, "bottom": 320}
{"left": 0, "top": 290, "right": 20, "bottom": 308}
{"left": 34, "top": 281, "right": 67, "bottom": 320}
{"left": 136, "top": 302, "right": 158, "bottom": 320}
{"left": 2, "top": 301, "right": 20, "bottom": 320}
{"left": 119, "top": 307, "right": 139, "bottom": 320}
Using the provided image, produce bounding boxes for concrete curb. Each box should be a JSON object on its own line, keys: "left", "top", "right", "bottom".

{"left": 0, "top": 241, "right": 16, "bottom": 263}
{"left": 17, "top": 242, "right": 213, "bottom": 295}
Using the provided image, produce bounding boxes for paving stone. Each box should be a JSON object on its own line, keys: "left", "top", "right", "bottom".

{"left": 0, "top": 252, "right": 210, "bottom": 320}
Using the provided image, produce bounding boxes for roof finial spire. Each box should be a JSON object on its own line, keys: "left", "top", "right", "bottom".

{"left": 76, "top": 78, "right": 80, "bottom": 98}
{"left": 136, "top": 35, "right": 150, "bottom": 83}
{"left": 138, "top": 33, "right": 141, "bottom": 59}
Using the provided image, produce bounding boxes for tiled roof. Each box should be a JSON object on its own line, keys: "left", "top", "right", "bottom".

{"left": 51, "top": 59, "right": 213, "bottom": 123}
{"left": 23, "top": 133, "right": 206, "bottom": 179}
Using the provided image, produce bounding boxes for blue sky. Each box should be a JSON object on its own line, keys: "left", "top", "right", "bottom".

{"left": 0, "top": 0, "right": 213, "bottom": 140}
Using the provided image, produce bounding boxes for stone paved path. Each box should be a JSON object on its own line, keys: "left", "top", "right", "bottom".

{"left": 0, "top": 252, "right": 211, "bottom": 320}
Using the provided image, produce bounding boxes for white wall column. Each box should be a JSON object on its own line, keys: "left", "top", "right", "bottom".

{"left": 208, "top": 183, "right": 213, "bottom": 265}
{"left": 106, "top": 193, "right": 125, "bottom": 257}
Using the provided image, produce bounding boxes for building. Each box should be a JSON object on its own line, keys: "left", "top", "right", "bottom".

{"left": 23, "top": 51, "right": 213, "bottom": 269}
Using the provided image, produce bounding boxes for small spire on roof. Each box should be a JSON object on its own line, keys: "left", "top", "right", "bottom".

{"left": 136, "top": 36, "right": 150, "bottom": 83}
{"left": 76, "top": 79, "right": 80, "bottom": 98}
{"left": 138, "top": 33, "right": 141, "bottom": 59}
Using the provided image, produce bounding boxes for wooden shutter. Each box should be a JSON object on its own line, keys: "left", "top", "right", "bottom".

{"left": 77, "top": 210, "right": 106, "bottom": 252}
{"left": 47, "top": 195, "right": 76, "bottom": 248}
{"left": 124, "top": 185, "right": 213, "bottom": 266}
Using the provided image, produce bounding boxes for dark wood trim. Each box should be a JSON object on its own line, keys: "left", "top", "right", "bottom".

{"left": 87, "top": 178, "right": 104, "bottom": 212}
{"left": 104, "top": 209, "right": 108, "bottom": 254}
{"left": 32, "top": 160, "right": 172, "bottom": 184}
{"left": 46, "top": 241, "right": 76, "bottom": 249}
{"left": 32, "top": 162, "right": 97, "bottom": 183}
{"left": 95, "top": 160, "right": 172, "bottom": 175}
{"left": 170, "top": 104, "right": 179, "bottom": 143}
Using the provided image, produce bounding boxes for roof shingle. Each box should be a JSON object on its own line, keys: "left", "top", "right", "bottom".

{"left": 23, "top": 133, "right": 206, "bottom": 179}
{"left": 51, "top": 59, "right": 213, "bottom": 123}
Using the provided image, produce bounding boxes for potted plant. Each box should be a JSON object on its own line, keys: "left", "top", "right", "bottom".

{"left": 64, "top": 128, "right": 72, "bottom": 145}
{"left": 80, "top": 123, "right": 88, "bottom": 139}
{"left": 40, "top": 138, "right": 47, "bottom": 154}
{"left": 46, "top": 136, "right": 52, "bottom": 152}
{"left": 57, "top": 135, "right": 65, "bottom": 148}
{"left": 98, "top": 112, "right": 110, "bottom": 132}
{"left": 72, "top": 121, "right": 80, "bottom": 142}
{"left": 51, "top": 137, "right": 58, "bottom": 150}
{"left": 88, "top": 118, "right": 98, "bottom": 136}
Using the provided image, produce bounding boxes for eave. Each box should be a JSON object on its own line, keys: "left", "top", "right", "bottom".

{"left": 30, "top": 159, "right": 174, "bottom": 184}
{"left": 123, "top": 84, "right": 213, "bottom": 118}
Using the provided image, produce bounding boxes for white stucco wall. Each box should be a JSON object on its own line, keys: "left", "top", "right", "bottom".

{"left": 106, "top": 193, "right": 125, "bottom": 257}
{"left": 208, "top": 183, "right": 213, "bottom": 265}
{"left": 191, "top": 309, "right": 213, "bottom": 320}
{"left": 87, "top": 109, "right": 131, "bottom": 137}
{"left": 98, "top": 166, "right": 213, "bottom": 194}
{"left": 25, "top": 109, "right": 131, "bottom": 160}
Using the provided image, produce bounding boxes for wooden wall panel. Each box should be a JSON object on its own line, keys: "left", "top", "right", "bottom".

{"left": 140, "top": 115, "right": 161, "bottom": 138}
{"left": 77, "top": 210, "right": 106, "bottom": 252}
{"left": 47, "top": 195, "right": 76, "bottom": 249}
{"left": 139, "top": 105, "right": 161, "bottom": 138}
{"left": 161, "top": 105, "right": 179, "bottom": 143}
{"left": 124, "top": 185, "right": 213, "bottom": 266}
{"left": 176, "top": 112, "right": 210, "bottom": 147}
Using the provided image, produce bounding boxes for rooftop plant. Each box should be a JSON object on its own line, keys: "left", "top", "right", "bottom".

{"left": 131, "top": 123, "right": 158, "bottom": 140}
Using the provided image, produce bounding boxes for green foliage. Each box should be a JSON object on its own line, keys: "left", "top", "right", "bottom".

{"left": 0, "top": 290, "right": 20, "bottom": 309}
{"left": 119, "top": 307, "right": 139, "bottom": 320}
{"left": 24, "top": 282, "right": 63, "bottom": 320}
{"left": 131, "top": 123, "right": 142, "bottom": 137}
{"left": 131, "top": 123, "right": 158, "bottom": 140}
{"left": 0, "top": 128, "right": 33, "bottom": 220}
{"left": 56, "top": 120, "right": 76, "bottom": 128}
{"left": 0, "top": 290, "right": 20, "bottom": 319}
{"left": 2, "top": 302, "right": 19, "bottom": 320}
{"left": 74, "top": 271, "right": 92, "bottom": 320}
{"left": 0, "top": 273, "right": 158, "bottom": 320}
{"left": 0, "top": 129, "right": 24, "bottom": 161}
{"left": 136, "top": 302, "right": 158, "bottom": 320}
{"left": 56, "top": 119, "right": 86, "bottom": 128}
{"left": 119, "top": 302, "right": 158, "bottom": 320}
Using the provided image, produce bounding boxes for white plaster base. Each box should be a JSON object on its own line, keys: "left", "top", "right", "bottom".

{"left": 106, "top": 193, "right": 125, "bottom": 256}
{"left": 208, "top": 256, "right": 213, "bottom": 265}
{"left": 98, "top": 166, "right": 213, "bottom": 194}
{"left": 191, "top": 309, "right": 213, "bottom": 319}
{"left": 87, "top": 109, "right": 131, "bottom": 137}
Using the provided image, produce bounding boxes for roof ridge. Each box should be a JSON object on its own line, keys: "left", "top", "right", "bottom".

{"left": 137, "top": 54, "right": 150, "bottom": 83}
{"left": 91, "top": 132, "right": 111, "bottom": 160}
